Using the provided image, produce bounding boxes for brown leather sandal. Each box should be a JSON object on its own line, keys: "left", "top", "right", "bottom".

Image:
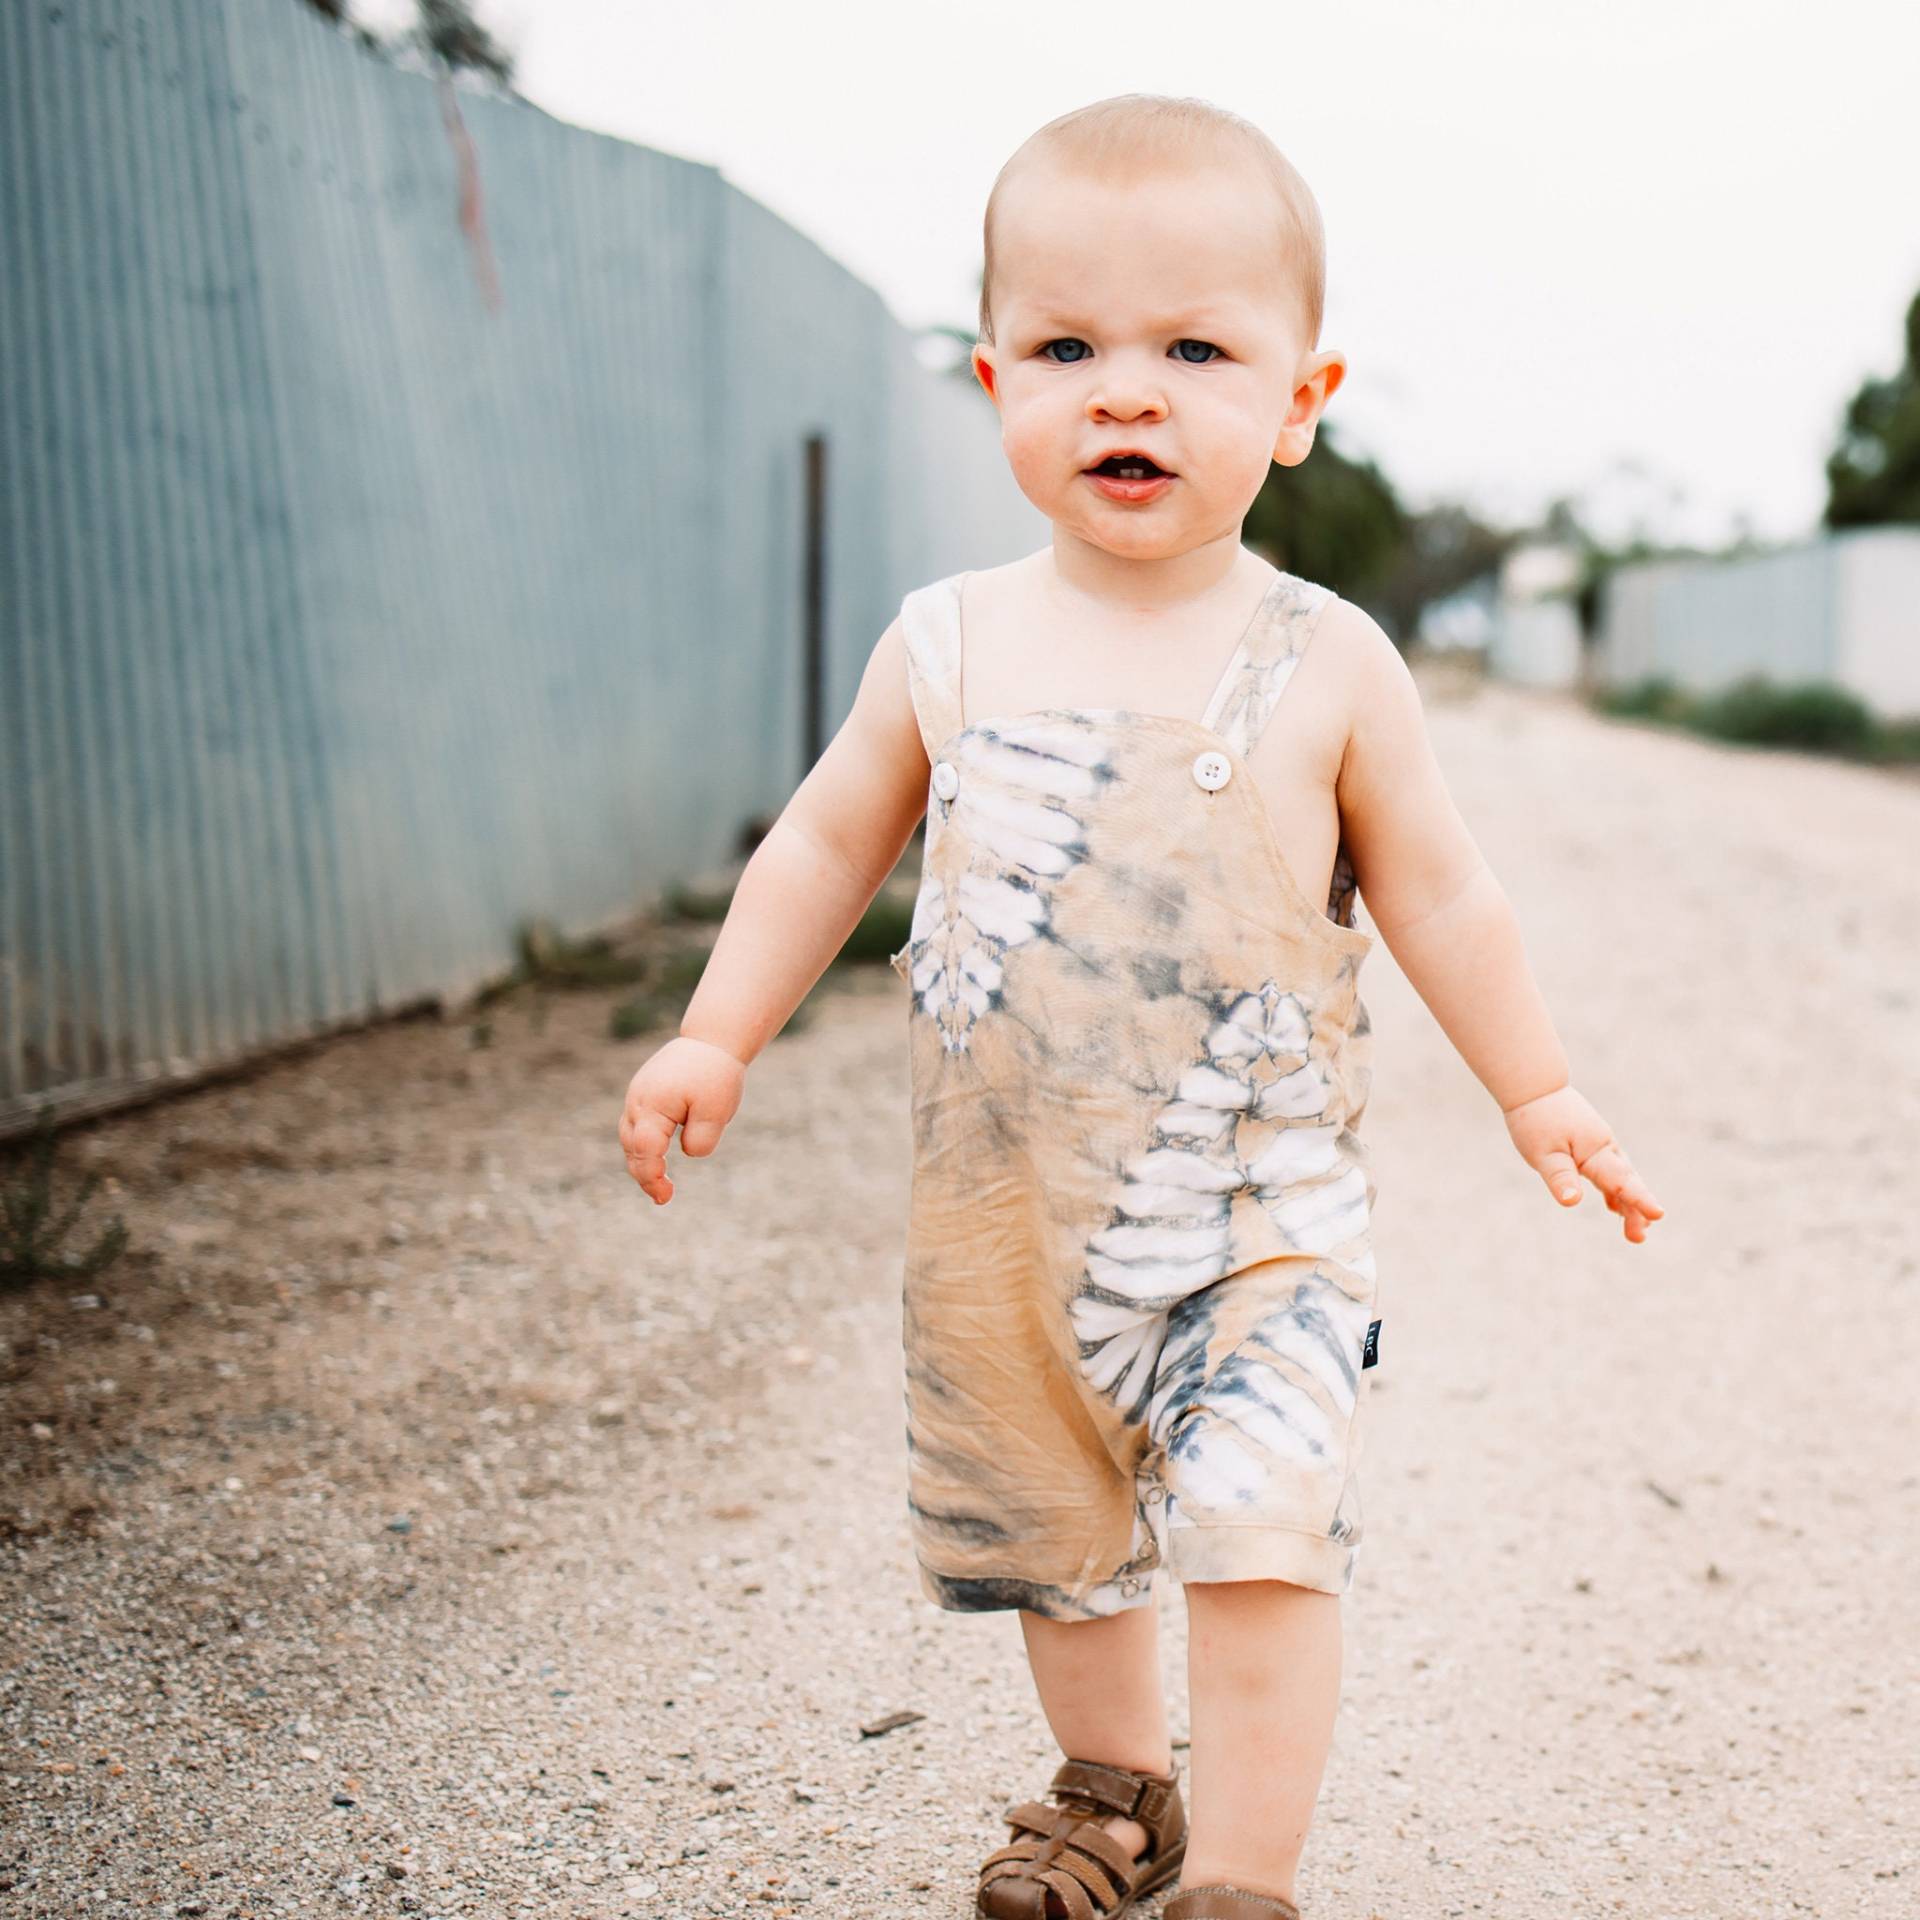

{"left": 1163, "top": 1885, "right": 1301, "bottom": 1919}
{"left": 977, "top": 1756, "right": 1187, "bottom": 1919}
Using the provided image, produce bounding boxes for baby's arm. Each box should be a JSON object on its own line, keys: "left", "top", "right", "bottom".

{"left": 616, "top": 615, "right": 930, "bottom": 1204}
{"left": 1324, "top": 599, "right": 1665, "bottom": 1243}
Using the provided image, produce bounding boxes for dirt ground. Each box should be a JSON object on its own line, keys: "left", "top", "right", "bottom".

{"left": 3, "top": 673, "right": 1917, "bottom": 1920}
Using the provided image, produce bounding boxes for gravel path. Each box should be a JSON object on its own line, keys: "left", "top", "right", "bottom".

{"left": 4, "top": 676, "right": 1916, "bottom": 1920}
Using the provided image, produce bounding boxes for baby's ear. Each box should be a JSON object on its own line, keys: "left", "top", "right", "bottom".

{"left": 970, "top": 342, "right": 1001, "bottom": 407}
{"left": 1272, "top": 348, "right": 1346, "bottom": 467}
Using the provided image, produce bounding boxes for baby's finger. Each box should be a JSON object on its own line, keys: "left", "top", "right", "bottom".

{"left": 1583, "top": 1142, "right": 1663, "bottom": 1218}
{"left": 627, "top": 1155, "right": 674, "bottom": 1205}
{"left": 623, "top": 1143, "right": 675, "bottom": 1205}
{"left": 1536, "top": 1148, "right": 1582, "bottom": 1206}
{"left": 618, "top": 1105, "right": 678, "bottom": 1204}
{"left": 1605, "top": 1180, "right": 1665, "bottom": 1228}
{"left": 1624, "top": 1175, "right": 1664, "bottom": 1220}
{"left": 1605, "top": 1190, "right": 1651, "bottom": 1236}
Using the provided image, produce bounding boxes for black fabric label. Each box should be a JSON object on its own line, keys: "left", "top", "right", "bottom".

{"left": 1362, "top": 1319, "right": 1381, "bottom": 1369}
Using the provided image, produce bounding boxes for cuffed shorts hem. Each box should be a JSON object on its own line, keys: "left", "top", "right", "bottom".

{"left": 915, "top": 1560, "right": 1158, "bottom": 1621}
{"left": 1166, "top": 1522, "right": 1356, "bottom": 1596}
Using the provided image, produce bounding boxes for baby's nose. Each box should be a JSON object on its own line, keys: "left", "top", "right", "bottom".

{"left": 1088, "top": 385, "right": 1169, "bottom": 422}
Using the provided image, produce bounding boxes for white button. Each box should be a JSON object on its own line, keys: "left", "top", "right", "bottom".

{"left": 931, "top": 760, "right": 959, "bottom": 801}
{"left": 1192, "top": 749, "right": 1232, "bottom": 792}
{"left": 1120, "top": 1577, "right": 1141, "bottom": 1597}
{"left": 1145, "top": 1485, "right": 1164, "bottom": 1504}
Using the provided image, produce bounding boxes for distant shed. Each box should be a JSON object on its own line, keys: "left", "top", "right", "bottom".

{"left": 1594, "top": 527, "right": 1920, "bottom": 719}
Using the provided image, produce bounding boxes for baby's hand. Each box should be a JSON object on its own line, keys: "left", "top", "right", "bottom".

{"left": 617, "top": 1036, "right": 746, "bottom": 1206}
{"left": 1502, "top": 1084, "right": 1665, "bottom": 1243}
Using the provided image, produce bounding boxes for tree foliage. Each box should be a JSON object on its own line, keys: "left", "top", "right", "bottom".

{"left": 1244, "top": 422, "right": 1408, "bottom": 613}
{"left": 1825, "top": 288, "right": 1920, "bottom": 529}
{"left": 414, "top": 0, "right": 514, "bottom": 85}
{"left": 293, "top": 0, "right": 515, "bottom": 85}
{"left": 1368, "top": 501, "right": 1519, "bottom": 646}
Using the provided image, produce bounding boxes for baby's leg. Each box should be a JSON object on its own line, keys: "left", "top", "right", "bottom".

{"left": 1180, "top": 1577, "right": 1342, "bottom": 1903}
{"left": 1144, "top": 1253, "right": 1367, "bottom": 1898}
{"left": 1019, "top": 1600, "right": 1173, "bottom": 1861}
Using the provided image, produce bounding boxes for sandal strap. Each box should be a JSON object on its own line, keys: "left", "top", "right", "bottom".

{"left": 1052, "top": 1756, "right": 1185, "bottom": 1857}
{"left": 981, "top": 1758, "right": 1189, "bottom": 1920}
{"left": 1051, "top": 1756, "right": 1171, "bottom": 1821}
{"left": 1036, "top": 1866, "right": 1098, "bottom": 1920}
{"left": 981, "top": 1854, "right": 1106, "bottom": 1920}
{"left": 981, "top": 1806, "right": 1129, "bottom": 1903}
{"left": 1051, "top": 1845, "right": 1125, "bottom": 1906}
{"left": 1165, "top": 1884, "right": 1301, "bottom": 1920}
{"left": 1052, "top": 1821, "right": 1136, "bottom": 1887}
{"left": 980, "top": 1823, "right": 1065, "bottom": 1873}
{"left": 1001, "top": 1797, "right": 1080, "bottom": 1834}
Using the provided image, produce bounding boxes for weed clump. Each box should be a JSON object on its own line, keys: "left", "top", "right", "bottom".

{"left": 1, "top": 1110, "right": 130, "bottom": 1294}
{"left": 1596, "top": 674, "right": 1912, "bottom": 761}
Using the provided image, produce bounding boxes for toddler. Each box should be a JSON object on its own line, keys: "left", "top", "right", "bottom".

{"left": 619, "top": 93, "right": 1664, "bottom": 1920}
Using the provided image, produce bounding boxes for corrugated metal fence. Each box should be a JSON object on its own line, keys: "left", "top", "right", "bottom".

{"left": 0, "top": 0, "right": 1041, "bottom": 1137}
{"left": 1594, "top": 527, "right": 1920, "bottom": 718}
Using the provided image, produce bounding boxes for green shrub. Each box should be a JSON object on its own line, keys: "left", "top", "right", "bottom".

{"left": 663, "top": 881, "right": 736, "bottom": 923}
{"left": 1870, "top": 714, "right": 1920, "bottom": 763}
{"left": 609, "top": 996, "right": 671, "bottom": 1041}
{"left": 512, "top": 918, "right": 652, "bottom": 989}
{"left": 1595, "top": 672, "right": 1914, "bottom": 760}
{"left": 607, "top": 951, "right": 712, "bottom": 1041}
{"left": 840, "top": 893, "right": 914, "bottom": 963}
{"left": 1, "top": 1110, "right": 129, "bottom": 1293}
{"left": 606, "top": 897, "right": 912, "bottom": 1043}
{"left": 652, "top": 951, "right": 713, "bottom": 994}
{"left": 1595, "top": 675, "right": 1692, "bottom": 723}
{"left": 1690, "top": 676, "right": 1877, "bottom": 752}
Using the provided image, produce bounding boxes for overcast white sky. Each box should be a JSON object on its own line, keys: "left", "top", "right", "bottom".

{"left": 366, "top": 0, "right": 1920, "bottom": 550}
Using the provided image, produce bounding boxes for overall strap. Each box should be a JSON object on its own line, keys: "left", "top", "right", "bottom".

{"left": 1198, "top": 572, "right": 1336, "bottom": 762}
{"left": 898, "top": 571, "right": 967, "bottom": 762}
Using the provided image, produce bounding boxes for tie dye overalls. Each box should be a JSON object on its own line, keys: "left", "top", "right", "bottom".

{"left": 887, "top": 567, "right": 1382, "bottom": 1622}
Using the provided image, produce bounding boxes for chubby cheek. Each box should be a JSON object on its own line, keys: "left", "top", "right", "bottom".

{"left": 1216, "top": 440, "right": 1277, "bottom": 503}
{"left": 999, "top": 405, "right": 1070, "bottom": 504}
{"left": 1175, "top": 418, "right": 1274, "bottom": 508}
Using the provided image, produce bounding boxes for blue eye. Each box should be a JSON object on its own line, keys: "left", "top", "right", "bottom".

{"left": 1039, "top": 337, "right": 1224, "bottom": 365}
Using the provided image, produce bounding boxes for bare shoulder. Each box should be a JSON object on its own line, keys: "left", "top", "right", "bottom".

{"left": 1309, "top": 590, "right": 1410, "bottom": 692}
{"left": 844, "top": 610, "right": 929, "bottom": 775}
{"left": 1310, "top": 592, "right": 1425, "bottom": 753}
{"left": 856, "top": 609, "right": 912, "bottom": 710}
{"left": 1311, "top": 592, "right": 1457, "bottom": 848}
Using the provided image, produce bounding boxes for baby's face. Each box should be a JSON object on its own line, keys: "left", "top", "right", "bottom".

{"left": 972, "top": 158, "right": 1343, "bottom": 562}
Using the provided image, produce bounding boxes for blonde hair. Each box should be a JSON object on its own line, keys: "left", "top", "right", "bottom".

{"left": 978, "top": 93, "right": 1326, "bottom": 351}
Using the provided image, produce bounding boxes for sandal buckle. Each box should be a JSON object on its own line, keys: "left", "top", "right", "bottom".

{"left": 1051, "top": 1757, "right": 1167, "bottom": 1821}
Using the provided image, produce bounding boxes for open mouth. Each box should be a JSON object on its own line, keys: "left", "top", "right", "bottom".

{"left": 1086, "top": 453, "right": 1174, "bottom": 480}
